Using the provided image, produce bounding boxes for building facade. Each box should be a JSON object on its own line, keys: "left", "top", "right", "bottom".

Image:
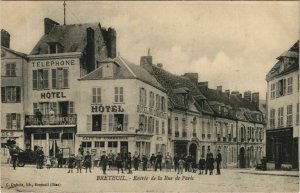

{"left": 1, "top": 29, "right": 28, "bottom": 160}
{"left": 266, "top": 41, "right": 299, "bottom": 169}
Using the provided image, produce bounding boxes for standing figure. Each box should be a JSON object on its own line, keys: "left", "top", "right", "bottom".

{"left": 208, "top": 154, "right": 215, "bottom": 175}
{"left": 36, "top": 109, "right": 43, "bottom": 125}
{"left": 67, "top": 154, "right": 76, "bottom": 173}
{"left": 127, "top": 152, "right": 132, "bottom": 174}
{"left": 216, "top": 149, "right": 222, "bottom": 175}
{"left": 38, "top": 147, "right": 45, "bottom": 169}
{"left": 142, "top": 155, "right": 148, "bottom": 171}
{"left": 75, "top": 152, "right": 83, "bottom": 173}
{"left": 155, "top": 152, "right": 162, "bottom": 171}
{"left": 178, "top": 156, "right": 185, "bottom": 174}
{"left": 84, "top": 151, "right": 92, "bottom": 173}
{"left": 173, "top": 153, "right": 179, "bottom": 172}
{"left": 184, "top": 154, "right": 189, "bottom": 172}
{"left": 198, "top": 155, "right": 206, "bottom": 175}
{"left": 78, "top": 145, "right": 84, "bottom": 156}
{"left": 10, "top": 145, "right": 18, "bottom": 170}
{"left": 107, "top": 150, "right": 114, "bottom": 170}
{"left": 150, "top": 153, "right": 156, "bottom": 169}
{"left": 205, "top": 149, "right": 212, "bottom": 175}
{"left": 165, "top": 152, "right": 172, "bottom": 172}
{"left": 115, "top": 153, "right": 124, "bottom": 174}
{"left": 133, "top": 152, "right": 140, "bottom": 171}
{"left": 49, "top": 108, "right": 55, "bottom": 124}
{"left": 57, "top": 149, "right": 64, "bottom": 168}
{"left": 100, "top": 151, "right": 108, "bottom": 175}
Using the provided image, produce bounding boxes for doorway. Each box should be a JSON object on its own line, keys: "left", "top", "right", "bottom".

{"left": 120, "top": 142, "right": 128, "bottom": 158}
{"left": 239, "top": 147, "right": 245, "bottom": 168}
{"left": 59, "top": 102, "right": 69, "bottom": 117}
{"left": 189, "top": 143, "right": 197, "bottom": 163}
{"left": 275, "top": 143, "right": 282, "bottom": 169}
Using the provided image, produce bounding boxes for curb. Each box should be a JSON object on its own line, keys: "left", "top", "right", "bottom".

{"left": 240, "top": 171, "right": 299, "bottom": 177}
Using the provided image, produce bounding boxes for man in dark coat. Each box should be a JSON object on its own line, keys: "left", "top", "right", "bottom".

{"left": 216, "top": 149, "right": 222, "bottom": 175}
{"left": 35, "top": 109, "right": 43, "bottom": 125}
{"left": 127, "top": 152, "right": 132, "bottom": 174}
{"left": 10, "top": 145, "right": 18, "bottom": 170}
{"left": 150, "top": 153, "right": 156, "bottom": 169}
{"left": 205, "top": 149, "right": 212, "bottom": 174}
{"left": 173, "top": 153, "right": 179, "bottom": 172}
{"left": 100, "top": 151, "right": 108, "bottom": 175}
{"left": 116, "top": 153, "right": 124, "bottom": 174}
{"left": 142, "top": 155, "right": 148, "bottom": 171}
{"left": 57, "top": 149, "right": 64, "bottom": 168}
{"left": 155, "top": 152, "right": 162, "bottom": 171}
{"left": 36, "top": 147, "right": 44, "bottom": 169}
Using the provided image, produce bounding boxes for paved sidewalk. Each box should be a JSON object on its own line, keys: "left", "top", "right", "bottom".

{"left": 239, "top": 168, "right": 299, "bottom": 177}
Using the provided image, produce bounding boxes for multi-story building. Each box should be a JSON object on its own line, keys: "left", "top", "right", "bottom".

{"left": 23, "top": 18, "right": 116, "bottom": 156}
{"left": 266, "top": 41, "right": 299, "bottom": 169}
{"left": 76, "top": 56, "right": 167, "bottom": 158}
{"left": 1, "top": 29, "right": 28, "bottom": 160}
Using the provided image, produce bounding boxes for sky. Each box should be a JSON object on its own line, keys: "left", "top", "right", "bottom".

{"left": 1, "top": 1, "right": 298, "bottom": 100}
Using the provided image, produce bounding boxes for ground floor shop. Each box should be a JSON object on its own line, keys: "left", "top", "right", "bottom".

{"left": 24, "top": 127, "right": 76, "bottom": 157}
{"left": 1, "top": 130, "right": 24, "bottom": 163}
{"left": 266, "top": 127, "right": 298, "bottom": 170}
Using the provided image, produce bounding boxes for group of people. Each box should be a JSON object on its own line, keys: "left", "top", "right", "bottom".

{"left": 197, "top": 149, "right": 222, "bottom": 175}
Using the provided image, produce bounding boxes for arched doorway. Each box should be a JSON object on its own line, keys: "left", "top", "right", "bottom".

{"left": 239, "top": 147, "right": 246, "bottom": 168}
{"left": 189, "top": 143, "right": 197, "bottom": 164}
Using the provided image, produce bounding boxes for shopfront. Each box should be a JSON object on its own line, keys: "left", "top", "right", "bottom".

{"left": 1, "top": 130, "right": 24, "bottom": 159}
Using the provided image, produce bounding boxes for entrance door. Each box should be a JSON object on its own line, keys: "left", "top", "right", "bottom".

{"left": 239, "top": 147, "right": 245, "bottom": 168}
{"left": 189, "top": 143, "right": 197, "bottom": 163}
{"left": 120, "top": 142, "right": 128, "bottom": 158}
{"left": 275, "top": 143, "right": 282, "bottom": 169}
{"left": 59, "top": 102, "right": 69, "bottom": 117}
{"left": 174, "top": 142, "right": 188, "bottom": 158}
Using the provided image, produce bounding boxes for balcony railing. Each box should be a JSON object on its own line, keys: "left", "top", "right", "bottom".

{"left": 25, "top": 114, "right": 77, "bottom": 126}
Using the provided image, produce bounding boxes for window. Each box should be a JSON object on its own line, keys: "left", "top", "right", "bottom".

{"left": 6, "top": 113, "right": 21, "bottom": 129}
{"left": 149, "top": 91, "right": 154, "bottom": 107}
{"left": 114, "top": 87, "right": 124, "bottom": 103}
{"left": 161, "top": 96, "right": 166, "bottom": 111}
{"left": 108, "top": 114, "right": 127, "bottom": 131}
{"left": 175, "top": 117, "right": 179, "bottom": 135}
{"left": 48, "top": 43, "right": 63, "bottom": 54}
{"left": 270, "top": 83, "right": 275, "bottom": 99}
{"left": 287, "top": 77, "right": 293, "bottom": 95}
{"left": 34, "top": 133, "right": 46, "bottom": 140}
{"left": 287, "top": 105, "right": 293, "bottom": 126}
{"left": 89, "top": 115, "right": 106, "bottom": 131}
{"left": 139, "top": 115, "right": 146, "bottom": 132}
{"left": 276, "top": 79, "right": 286, "bottom": 97}
{"left": 182, "top": 118, "right": 187, "bottom": 137}
{"left": 148, "top": 117, "right": 154, "bottom": 133}
{"left": 95, "top": 141, "right": 104, "bottom": 148}
{"left": 278, "top": 107, "right": 284, "bottom": 127}
{"left": 62, "top": 133, "right": 73, "bottom": 140}
{"left": 270, "top": 109, "right": 275, "bottom": 127}
{"left": 156, "top": 94, "right": 160, "bottom": 109}
{"left": 296, "top": 103, "right": 299, "bottom": 125}
{"left": 49, "top": 133, "right": 60, "bottom": 140}
{"left": 1, "top": 87, "right": 21, "bottom": 103}
{"left": 139, "top": 88, "right": 147, "bottom": 106}
{"left": 201, "top": 121, "right": 205, "bottom": 137}
{"left": 32, "top": 69, "right": 49, "bottom": 90}
{"left": 68, "top": 101, "right": 74, "bottom": 114}
{"left": 92, "top": 88, "right": 101, "bottom": 103}
{"left": 298, "top": 74, "right": 299, "bottom": 92}
{"left": 162, "top": 121, "right": 165, "bottom": 135}
{"left": 51, "top": 68, "right": 68, "bottom": 89}
{"left": 6, "top": 63, "right": 16, "bottom": 76}
{"left": 82, "top": 141, "right": 92, "bottom": 148}
{"left": 207, "top": 122, "right": 211, "bottom": 137}
{"left": 156, "top": 120, "right": 159, "bottom": 134}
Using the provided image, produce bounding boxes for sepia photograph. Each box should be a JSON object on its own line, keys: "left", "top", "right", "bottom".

{"left": 0, "top": 1, "right": 299, "bottom": 192}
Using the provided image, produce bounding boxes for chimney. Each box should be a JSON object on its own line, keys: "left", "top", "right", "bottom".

{"left": 86, "top": 27, "right": 95, "bottom": 73}
{"left": 252, "top": 92, "right": 260, "bottom": 109}
{"left": 225, "top": 89, "right": 230, "bottom": 98}
{"left": 1, "top": 29, "right": 10, "bottom": 48}
{"left": 157, "top": 63, "right": 163, "bottom": 68}
{"left": 140, "top": 48, "right": 153, "bottom": 66}
{"left": 102, "top": 27, "right": 116, "bottom": 58}
{"left": 44, "top": 18, "right": 59, "bottom": 34}
{"left": 184, "top": 73, "right": 198, "bottom": 84}
{"left": 216, "top": 86, "right": 222, "bottom": 93}
{"left": 244, "top": 91, "right": 252, "bottom": 101}
{"left": 198, "top": 82, "right": 208, "bottom": 90}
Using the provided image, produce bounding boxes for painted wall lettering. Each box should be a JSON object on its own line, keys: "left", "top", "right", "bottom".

{"left": 32, "top": 59, "right": 75, "bottom": 68}
{"left": 41, "top": 92, "right": 66, "bottom": 99}
{"left": 91, "top": 105, "right": 124, "bottom": 113}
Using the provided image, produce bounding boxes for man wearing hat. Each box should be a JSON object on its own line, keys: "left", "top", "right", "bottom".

{"left": 10, "top": 145, "right": 18, "bottom": 170}
{"left": 216, "top": 149, "right": 222, "bottom": 175}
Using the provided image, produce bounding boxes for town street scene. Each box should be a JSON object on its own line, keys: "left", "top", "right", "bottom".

{"left": 1, "top": 1, "right": 299, "bottom": 193}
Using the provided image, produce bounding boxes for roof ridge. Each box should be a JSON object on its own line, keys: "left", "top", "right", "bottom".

{"left": 118, "top": 56, "right": 137, "bottom": 78}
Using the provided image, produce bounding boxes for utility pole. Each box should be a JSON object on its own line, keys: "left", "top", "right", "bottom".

{"left": 63, "top": 1, "right": 66, "bottom": 25}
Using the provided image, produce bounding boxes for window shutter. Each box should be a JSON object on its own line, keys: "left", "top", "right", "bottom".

{"left": 33, "top": 70, "right": 38, "bottom": 89}
{"left": 12, "top": 63, "right": 16, "bottom": 76}
{"left": 102, "top": 115, "right": 107, "bottom": 131}
{"left": 87, "top": 115, "right": 92, "bottom": 131}
{"left": 97, "top": 88, "right": 101, "bottom": 103}
{"left": 43, "top": 69, "right": 49, "bottom": 89}
{"left": 6, "top": 63, "right": 10, "bottom": 76}
{"left": 16, "top": 87, "right": 21, "bottom": 102}
{"left": 6, "top": 114, "right": 11, "bottom": 129}
{"left": 109, "top": 114, "right": 114, "bottom": 131}
{"left": 69, "top": 101, "right": 74, "bottom": 114}
{"left": 63, "top": 68, "right": 68, "bottom": 88}
{"left": 124, "top": 114, "right": 128, "bottom": 131}
{"left": 16, "top": 114, "right": 21, "bottom": 129}
{"left": 1, "top": 87, "right": 6, "bottom": 102}
{"left": 52, "top": 69, "right": 57, "bottom": 89}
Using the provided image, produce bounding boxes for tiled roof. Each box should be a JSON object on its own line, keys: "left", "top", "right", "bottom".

{"left": 80, "top": 56, "right": 165, "bottom": 92}
{"left": 30, "top": 23, "right": 100, "bottom": 55}
{"left": 1, "top": 46, "right": 27, "bottom": 58}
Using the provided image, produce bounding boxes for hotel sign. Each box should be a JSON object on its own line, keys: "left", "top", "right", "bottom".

{"left": 91, "top": 105, "right": 124, "bottom": 113}
{"left": 137, "top": 105, "right": 167, "bottom": 119}
{"left": 31, "top": 59, "right": 76, "bottom": 68}
{"left": 82, "top": 136, "right": 128, "bottom": 141}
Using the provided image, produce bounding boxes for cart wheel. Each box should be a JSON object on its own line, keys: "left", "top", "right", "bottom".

{"left": 17, "top": 160, "right": 25, "bottom": 167}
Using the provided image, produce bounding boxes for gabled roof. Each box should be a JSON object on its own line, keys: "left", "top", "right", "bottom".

{"left": 80, "top": 56, "right": 165, "bottom": 92}
{"left": 30, "top": 23, "right": 101, "bottom": 55}
{"left": 1, "top": 46, "right": 27, "bottom": 59}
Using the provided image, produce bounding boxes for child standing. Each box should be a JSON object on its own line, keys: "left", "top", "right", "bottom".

{"left": 75, "top": 153, "right": 83, "bottom": 173}
{"left": 178, "top": 157, "right": 185, "bottom": 174}
{"left": 198, "top": 155, "right": 206, "bottom": 175}
{"left": 67, "top": 154, "right": 76, "bottom": 173}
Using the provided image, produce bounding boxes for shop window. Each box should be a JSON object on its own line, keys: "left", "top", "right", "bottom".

{"left": 6, "top": 113, "right": 21, "bottom": 130}
{"left": 6, "top": 63, "right": 16, "bottom": 76}
{"left": 114, "top": 87, "right": 124, "bottom": 103}
{"left": 49, "top": 133, "right": 60, "bottom": 140}
{"left": 278, "top": 107, "right": 284, "bottom": 127}
{"left": 286, "top": 105, "right": 293, "bottom": 126}
{"left": 62, "top": 133, "right": 73, "bottom": 140}
{"left": 95, "top": 141, "right": 104, "bottom": 148}
{"left": 1, "top": 87, "right": 21, "bottom": 103}
{"left": 33, "top": 69, "right": 49, "bottom": 90}
{"left": 34, "top": 133, "right": 46, "bottom": 140}
{"left": 287, "top": 77, "right": 293, "bottom": 95}
{"left": 82, "top": 141, "right": 92, "bottom": 148}
{"left": 52, "top": 68, "right": 68, "bottom": 89}
{"left": 92, "top": 88, "right": 101, "bottom": 103}
{"left": 108, "top": 142, "right": 118, "bottom": 148}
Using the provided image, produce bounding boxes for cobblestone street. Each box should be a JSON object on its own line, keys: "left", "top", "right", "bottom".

{"left": 1, "top": 165, "right": 299, "bottom": 192}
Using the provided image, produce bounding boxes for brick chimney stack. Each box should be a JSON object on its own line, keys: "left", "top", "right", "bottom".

{"left": 1, "top": 29, "right": 10, "bottom": 48}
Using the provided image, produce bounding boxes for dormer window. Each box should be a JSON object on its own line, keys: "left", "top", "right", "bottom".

{"left": 48, "top": 42, "right": 63, "bottom": 54}
{"left": 102, "top": 63, "right": 113, "bottom": 78}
